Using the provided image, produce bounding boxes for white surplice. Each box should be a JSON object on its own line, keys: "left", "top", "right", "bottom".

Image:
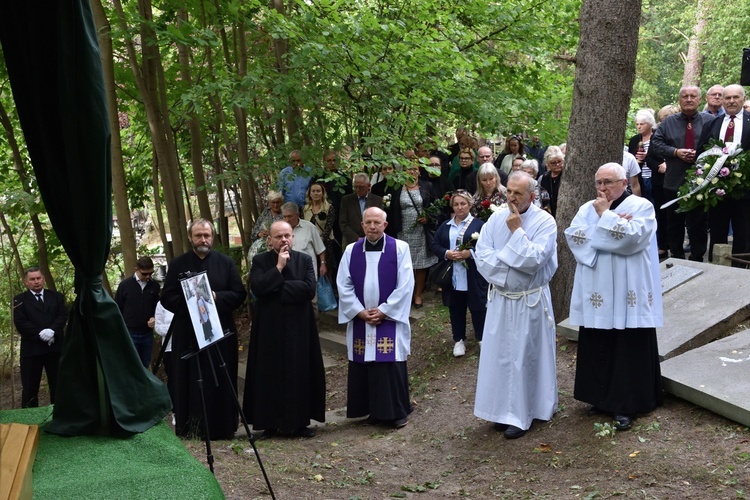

{"left": 473, "top": 204, "right": 559, "bottom": 430}
{"left": 565, "top": 194, "right": 663, "bottom": 329}
{"left": 337, "top": 238, "right": 415, "bottom": 362}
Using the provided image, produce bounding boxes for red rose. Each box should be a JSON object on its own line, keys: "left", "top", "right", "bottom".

{"left": 444, "top": 194, "right": 451, "bottom": 201}
{"left": 481, "top": 200, "right": 491, "bottom": 208}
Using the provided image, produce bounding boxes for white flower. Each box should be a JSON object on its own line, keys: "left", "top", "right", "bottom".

{"left": 711, "top": 177, "right": 719, "bottom": 185}
{"left": 696, "top": 194, "right": 704, "bottom": 201}
{"left": 695, "top": 177, "right": 705, "bottom": 185}
{"left": 490, "top": 203, "right": 508, "bottom": 213}
{"left": 471, "top": 232, "right": 479, "bottom": 240}
{"left": 735, "top": 172, "right": 743, "bottom": 178}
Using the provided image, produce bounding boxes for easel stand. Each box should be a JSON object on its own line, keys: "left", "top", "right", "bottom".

{"left": 181, "top": 333, "right": 276, "bottom": 499}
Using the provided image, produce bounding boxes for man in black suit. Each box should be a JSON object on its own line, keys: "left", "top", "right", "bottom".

{"left": 13, "top": 267, "right": 67, "bottom": 407}
{"left": 697, "top": 84, "right": 750, "bottom": 264}
{"left": 339, "top": 173, "right": 383, "bottom": 247}
{"left": 651, "top": 85, "right": 708, "bottom": 261}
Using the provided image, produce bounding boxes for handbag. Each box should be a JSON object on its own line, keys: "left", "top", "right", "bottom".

{"left": 429, "top": 258, "right": 454, "bottom": 288}
{"left": 317, "top": 275, "right": 338, "bottom": 312}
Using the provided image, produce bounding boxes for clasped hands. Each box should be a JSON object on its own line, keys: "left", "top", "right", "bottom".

{"left": 447, "top": 249, "right": 470, "bottom": 261}
{"left": 38, "top": 328, "right": 55, "bottom": 345}
{"left": 357, "top": 307, "right": 386, "bottom": 325}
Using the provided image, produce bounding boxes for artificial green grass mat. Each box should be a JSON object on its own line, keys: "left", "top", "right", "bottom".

{"left": 0, "top": 406, "right": 223, "bottom": 499}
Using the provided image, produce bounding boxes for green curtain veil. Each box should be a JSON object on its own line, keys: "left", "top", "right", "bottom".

{"left": 0, "top": 1, "right": 172, "bottom": 434}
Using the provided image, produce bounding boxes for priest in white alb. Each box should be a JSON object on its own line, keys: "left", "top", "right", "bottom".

{"left": 337, "top": 207, "right": 415, "bottom": 428}
{"left": 565, "top": 163, "right": 663, "bottom": 432}
{"left": 474, "top": 171, "right": 559, "bottom": 439}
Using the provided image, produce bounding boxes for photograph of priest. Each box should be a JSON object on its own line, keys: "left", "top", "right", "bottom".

{"left": 473, "top": 171, "right": 559, "bottom": 439}
{"left": 565, "top": 163, "right": 663, "bottom": 431}
{"left": 161, "top": 218, "right": 247, "bottom": 439}
{"left": 243, "top": 221, "right": 326, "bottom": 438}
{"left": 337, "top": 207, "right": 415, "bottom": 428}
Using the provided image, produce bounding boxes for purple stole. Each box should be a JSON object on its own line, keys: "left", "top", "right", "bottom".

{"left": 349, "top": 235, "right": 398, "bottom": 363}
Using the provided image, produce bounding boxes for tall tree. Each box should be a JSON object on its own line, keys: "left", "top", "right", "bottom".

{"left": 551, "top": 0, "right": 642, "bottom": 320}
{"left": 111, "top": 0, "right": 189, "bottom": 258}
{"left": 682, "top": 0, "right": 708, "bottom": 86}
{"left": 92, "top": 0, "right": 137, "bottom": 273}
{"left": 0, "top": 101, "right": 56, "bottom": 290}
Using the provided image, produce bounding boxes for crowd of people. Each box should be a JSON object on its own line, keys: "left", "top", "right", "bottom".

{"left": 22, "top": 83, "right": 750, "bottom": 444}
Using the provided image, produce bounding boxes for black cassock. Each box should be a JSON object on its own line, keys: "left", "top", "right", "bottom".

{"left": 161, "top": 250, "right": 246, "bottom": 439}
{"left": 243, "top": 250, "right": 326, "bottom": 432}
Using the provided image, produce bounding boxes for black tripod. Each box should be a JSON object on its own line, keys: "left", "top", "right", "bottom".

{"left": 156, "top": 331, "right": 275, "bottom": 499}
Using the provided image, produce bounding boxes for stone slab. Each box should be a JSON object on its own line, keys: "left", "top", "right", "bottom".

{"left": 557, "top": 317, "right": 579, "bottom": 342}
{"left": 319, "top": 329, "right": 347, "bottom": 356}
{"left": 657, "top": 258, "right": 750, "bottom": 360}
{"left": 661, "top": 328, "right": 750, "bottom": 427}
{"left": 559, "top": 259, "right": 750, "bottom": 360}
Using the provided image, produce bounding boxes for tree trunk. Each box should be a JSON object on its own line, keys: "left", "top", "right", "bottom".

{"left": 177, "top": 6, "right": 213, "bottom": 223}
{"left": 0, "top": 211, "right": 26, "bottom": 282}
{"left": 92, "top": 0, "right": 137, "bottom": 272}
{"left": 682, "top": 0, "right": 707, "bottom": 87}
{"left": 111, "top": 0, "right": 189, "bottom": 257}
{"left": 151, "top": 157, "right": 171, "bottom": 261}
{"left": 0, "top": 101, "right": 56, "bottom": 290}
{"left": 550, "top": 0, "right": 642, "bottom": 321}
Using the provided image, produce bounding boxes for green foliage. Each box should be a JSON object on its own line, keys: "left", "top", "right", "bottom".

{"left": 593, "top": 421, "right": 617, "bottom": 442}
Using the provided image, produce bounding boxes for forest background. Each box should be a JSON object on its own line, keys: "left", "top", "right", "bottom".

{"left": 0, "top": 0, "right": 745, "bottom": 378}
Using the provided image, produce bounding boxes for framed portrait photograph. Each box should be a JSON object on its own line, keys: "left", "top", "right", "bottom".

{"left": 179, "top": 271, "right": 224, "bottom": 351}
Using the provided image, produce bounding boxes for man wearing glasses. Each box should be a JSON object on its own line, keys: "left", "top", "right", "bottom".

{"left": 565, "top": 163, "right": 663, "bottom": 432}
{"left": 115, "top": 256, "right": 161, "bottom": 368}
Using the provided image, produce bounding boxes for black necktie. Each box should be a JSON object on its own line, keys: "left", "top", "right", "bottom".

{"left": 35, "top": 293, "right": 43, "bottom": 302}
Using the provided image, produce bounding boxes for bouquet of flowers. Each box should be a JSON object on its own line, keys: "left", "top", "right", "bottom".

{"left": 410, "top": 192, "right": 452, "bottom": 229}
{"left": 382, "top": 193, "right": 392, "bottom": 209}
{"left": 475, "top": 199, "right": 509, "bottom": 222}
{"left": 421, "top": 192, "right": 452, "bottom": 222}
{"left": 456, "top": 232, "right": 480, "bottom": 268}
{"left": 674, "top": 140, "right": 750, "bottom": 213}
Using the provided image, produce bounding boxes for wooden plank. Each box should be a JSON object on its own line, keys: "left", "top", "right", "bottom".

{"left": 0, "top": 423, "right": 39, "bottom": 500}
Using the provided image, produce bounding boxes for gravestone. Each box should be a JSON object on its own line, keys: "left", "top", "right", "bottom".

{"left": 661, "top": 328, "right": 750, "bottom": 427}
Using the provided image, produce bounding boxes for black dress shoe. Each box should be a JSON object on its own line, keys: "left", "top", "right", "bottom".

{"left": 393, "top": 417, "right": 408, "bottom": 428}
{"left": 414, "top": 303, "right": 423, "bottom": 309}
{"left": 259, "top": 429, "right": 278, "bottom": 440}
{"left": 503, "top": 425, "right": 527, "bottom": 439}
{"left": 586, "top": 406, "right": 607, "bottom": 416}
{"left": 363, "top": 415, "right": 380, "bottom": 425}
{"left": 295, "top": 426, "right": 316, "bottom": 438}
{"left": 613, "top": 415, "right": 633, "bottom": 431}
{"left": 493, "top": 423, "right": 509, "bottom": 432}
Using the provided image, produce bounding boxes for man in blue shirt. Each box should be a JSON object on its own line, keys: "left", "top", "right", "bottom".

{"left": 278, "top": 150, "right": 312, "bottom": 207}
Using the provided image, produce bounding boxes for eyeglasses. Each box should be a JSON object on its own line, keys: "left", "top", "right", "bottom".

{"left": 459, "top": 156, "right": 472, "bottom": 160}
{"left": 478, "top": 154, "right": 493, "bottom": 158}
{"left": 139, "top": 270, "right": 154, "bottom": 277}
{"left": 595, "top": 179, "right": 621, "bottom": 187}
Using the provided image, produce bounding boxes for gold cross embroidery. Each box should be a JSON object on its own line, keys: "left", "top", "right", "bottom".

{"left": 376, "top": 337, "right": 395, "bottom": 354}
{"left": 353, "top": 338, "right": 366, "bottom": 356}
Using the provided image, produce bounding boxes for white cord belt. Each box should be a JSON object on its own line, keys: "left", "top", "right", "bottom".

{"left": 488, "top": 284, "right": 555, "bottom": 328}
